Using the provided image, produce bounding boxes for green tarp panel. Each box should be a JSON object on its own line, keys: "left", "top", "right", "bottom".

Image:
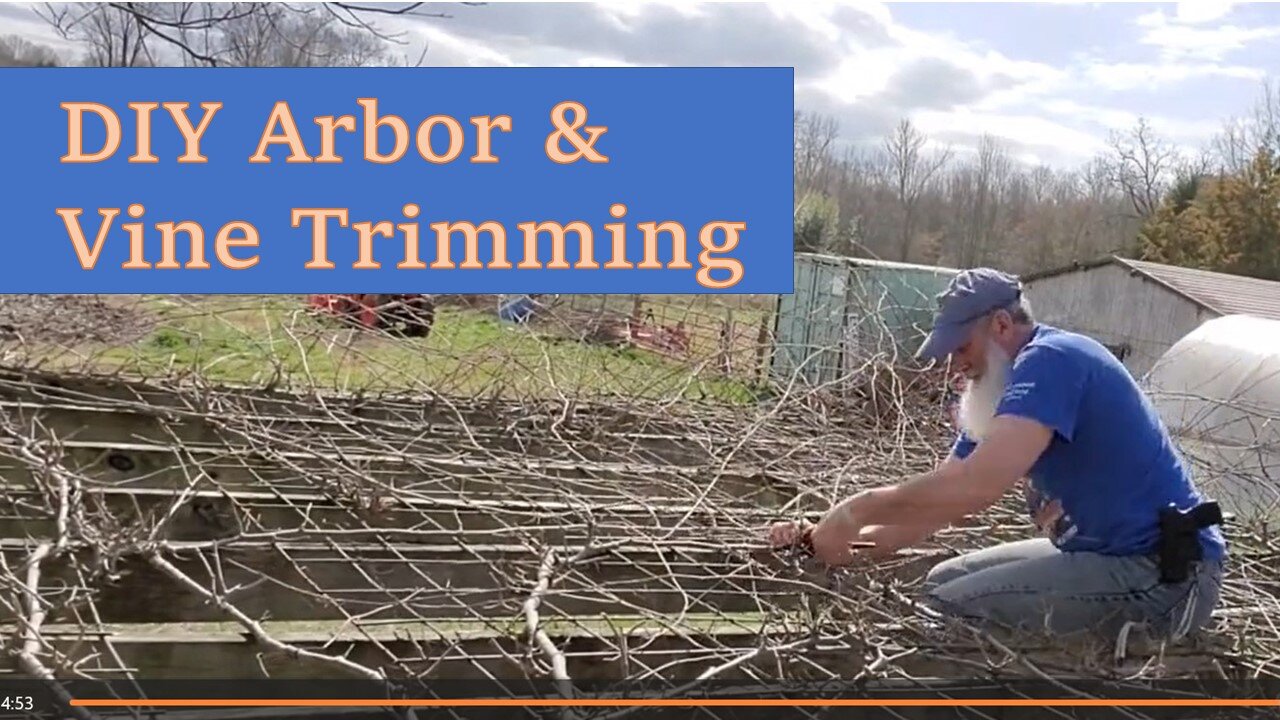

{"left": 771, "top": 253, "right": 958, "bottom": 387}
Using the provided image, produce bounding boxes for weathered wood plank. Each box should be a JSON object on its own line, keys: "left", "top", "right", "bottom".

{"left": 3, "top": 617, "right": 1225, "bottom": 683}
{"left": 0, "top": 487, "right": 779, "bottom": 543}
{"left": 0, "top": 370, "right": 546, "bottom": 427}
{"left": 0, "top": 615, "right": 803, "bottom": 681}
{"left": 5, "top": 543, "right": 801, "bottom": 623}
{"left": 0, "top": 400, "right": 717, "bottom": 466}
{"left": 0, "top": 440, "right": 795, "bottom": 508}
{"left": 0, "top": 541, "right": 940, "bottom": 624}
{"left": 0, "top": 369, "right": 753, "bottom": 443}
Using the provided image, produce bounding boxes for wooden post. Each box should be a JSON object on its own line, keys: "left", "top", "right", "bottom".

{"left": 755, "top": 310, "right": 772, "bottom": 383}
{"left": 719, "top": 308, "right": 735, "bottom": 375}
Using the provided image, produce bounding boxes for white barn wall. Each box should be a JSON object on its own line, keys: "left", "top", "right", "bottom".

{"left": 1024, "top": 263, "right": 1217, "bottom": 377}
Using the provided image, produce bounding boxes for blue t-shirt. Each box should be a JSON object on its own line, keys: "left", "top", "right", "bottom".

{"left": 952, "top": 324, "right": 1226, "bottom": 561}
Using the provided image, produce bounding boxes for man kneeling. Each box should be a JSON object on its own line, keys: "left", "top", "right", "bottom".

{"left": 768, "top": 268, "right": 1225, "bottom": 642}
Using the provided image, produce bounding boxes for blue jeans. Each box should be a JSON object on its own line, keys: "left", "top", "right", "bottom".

{"left": 919, "top": 538, "right": 1223, "bottom": 640}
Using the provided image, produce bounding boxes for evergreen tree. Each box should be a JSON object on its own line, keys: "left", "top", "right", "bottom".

{"left": 1138, "top": 148, "right": 1280, "bottom": 281}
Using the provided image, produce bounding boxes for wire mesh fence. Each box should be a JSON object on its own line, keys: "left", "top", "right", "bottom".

{"left": 0, "top": 291, "right": 1277, "bottom": 717}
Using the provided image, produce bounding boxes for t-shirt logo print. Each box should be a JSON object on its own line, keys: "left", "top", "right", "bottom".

{"left": 1002, "top": 381, "right": 1036, "bottom": 404}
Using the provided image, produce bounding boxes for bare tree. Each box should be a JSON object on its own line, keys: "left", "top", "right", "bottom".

{"left": 783, "top": 81, "right": 1280, "bottom": 274}
{"left": 1105, "top": 117, "right": 1179, "bottom": 220}
{"left": 1212, "top": 116, "right": 1253, "bottom": 174}
{"left": 1247, "top": 79, "right": 1280, "bottom": 153}
{"left": 949, "top": 134, "right": 1011, "bottom": 267}
{"left": 1080, "top": 156, "right": 1113, "bottom": 203}
{"left": 883, "top": 118, "right": 952, "bottom": 262}
{"left": 1027, "top": 164, "right": 1054, "bottom": 207}
{"left": 794, "top": 111, "right": 840, "bottom": 206}
{"left": 38, "top": 2, "right": 462, "bottom": 67}
{"left": 218, "top": 4, "right": 391, "bottom": 67}
{"left": 1209, "top": 79, "right": 1280, "bottom": 174}
{"left": 832, "top": 145, "right": 895, "bottom": 259}
{"left": 0, "top": 34, "right": 61, "bottom": 66}
{"left": 785, "top": 111, "right": 1150, "bottom": 274}
{"left": 41, "top": 4, "right": 153, "bottom": 66}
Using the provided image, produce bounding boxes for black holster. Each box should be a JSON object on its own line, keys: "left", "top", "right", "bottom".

{"left": 1157, "top": 501, "right": 1223, "bottom": 583}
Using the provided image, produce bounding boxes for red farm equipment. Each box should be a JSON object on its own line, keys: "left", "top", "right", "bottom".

{"left": 307, "top": 294, "right": 436, "bottom": 337}
{"left": 629, "top": 310, "right": 691, "bottom": 357}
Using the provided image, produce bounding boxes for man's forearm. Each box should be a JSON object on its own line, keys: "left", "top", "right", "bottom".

{"left": 839, "top": 463, "right": 992, "bottom": 529}
{"left": 810, "top": 420, "right": 1042, "bottom": 562}
{"left": 857, "top": 522, "right": 944, "bottom": 558}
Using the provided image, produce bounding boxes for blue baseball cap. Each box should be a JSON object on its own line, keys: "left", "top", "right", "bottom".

{"left": 916, "top": 268, "right": 1024, "bottom": 361}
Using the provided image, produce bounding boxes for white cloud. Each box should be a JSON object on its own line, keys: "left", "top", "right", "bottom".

{"left": 882, "top": 10, "right": 1063, "bottom": 88}
{"left": 0, "top": 3, "right": 83, "bottom": 56}
{"left": 1175, "top": 1, "right": 1237, "bottom": 24}
{"left": 810, "top": 54, "right": 893, "bottom": 104}
{"left": 1039, "top": 99, "right": 1221, "bottom": 141}
{"left": 1136, "top": 5, "right": 1280, "bottom": 61}
{"left": 412, "top": 25, "right": 517, "bottom": 67}
{"left": 599, "top": 0, "right": 697, "bottom": 22}
{"left": 767, "top": 2, "right": 848, "bottom": 45}
{"left": 1039, "top": 99, "right": 1139, "bottom": 130}
{"left": 1139, "top": 2, "right": 1238, "bottom": 27}
{"left": 913, "top": 109, "right": 1108, "bottom": 163}
{"left": 1082, "top": 60, "right": 1264, "bottom": 90}
{"left": 1145, "top": 23, "right": 1280, "bottom": 60}
{"left": 810, "top": 3, "right": 1064, "bottom": 111}
{"left": 573, "top": 55, "right": 635, "bottom": 67}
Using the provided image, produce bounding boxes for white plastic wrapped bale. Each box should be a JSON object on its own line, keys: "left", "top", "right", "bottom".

{"left": 1143, "top": 314, "right": 1280, "bottom": 521}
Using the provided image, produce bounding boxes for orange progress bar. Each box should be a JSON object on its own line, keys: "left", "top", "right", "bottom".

{"left": 69, "top": 698, "right": 1280, "bottom": 708}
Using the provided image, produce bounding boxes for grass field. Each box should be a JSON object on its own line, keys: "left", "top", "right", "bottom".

{"left": 30, "top": 295, "right": 774, "bottom": 403}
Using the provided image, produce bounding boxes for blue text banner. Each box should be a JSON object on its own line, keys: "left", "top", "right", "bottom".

{"left": 0, "top": 67, "right": 794, "bottom": 294}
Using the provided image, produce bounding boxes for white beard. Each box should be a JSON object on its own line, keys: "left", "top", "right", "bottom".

{"left": 957, "top": 340, "right": 1012, "bottom": 441}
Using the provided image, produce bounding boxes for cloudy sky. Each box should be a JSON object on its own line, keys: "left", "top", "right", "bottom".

{"left": 5, "top": 1, "right": 1278, "bottom": 167}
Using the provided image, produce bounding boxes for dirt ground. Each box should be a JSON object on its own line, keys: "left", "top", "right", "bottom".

{"left": 0, "top": 295, "right": 156, "bottom": 346}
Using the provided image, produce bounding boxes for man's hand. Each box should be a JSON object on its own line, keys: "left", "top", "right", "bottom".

{"left": 809, "top": 514, "right": 865, "bottom": 566}
{"left": 766, "top": 515, "right": 875, "bottom": 566}
{"left": 767, "top": 519, "right": 811, "bottom": 549}
{"left": 767, "top": 496, "right": 876, "bottom": 566}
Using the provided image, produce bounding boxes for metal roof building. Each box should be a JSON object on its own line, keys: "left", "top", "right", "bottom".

{"left": 1023, "top": 255, "right": 1280, "bottom": 377}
